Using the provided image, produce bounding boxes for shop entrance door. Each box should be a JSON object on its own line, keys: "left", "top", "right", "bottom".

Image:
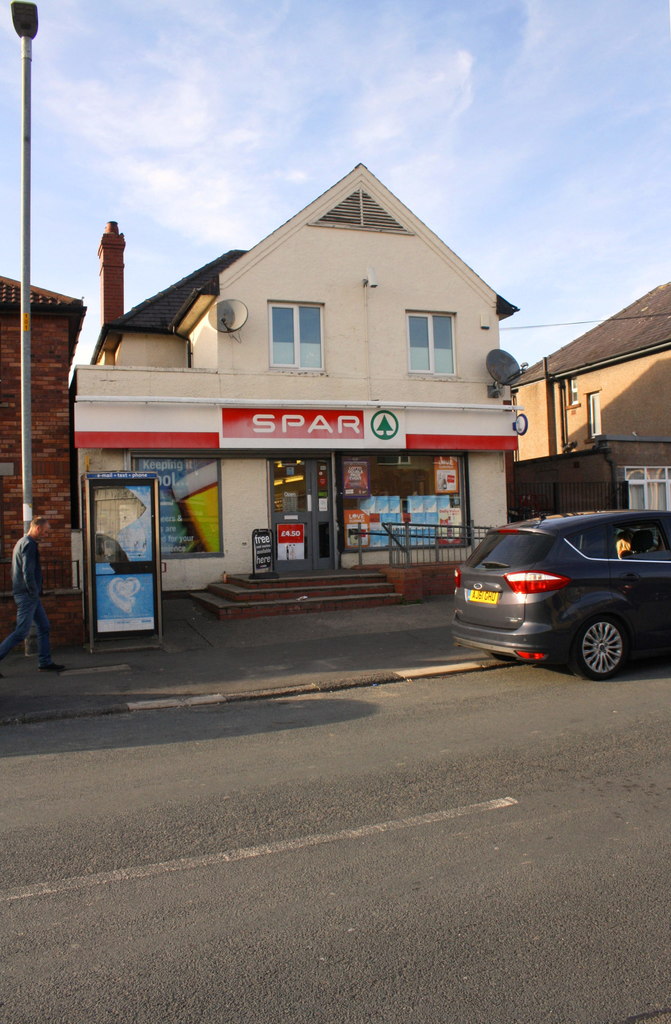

{"left": 270, "top": 458, "right": 334, "bottom": 572}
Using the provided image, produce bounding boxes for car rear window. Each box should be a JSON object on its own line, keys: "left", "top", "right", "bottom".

{"left": 467, "top": 529, "right": 554, "bottom": 568}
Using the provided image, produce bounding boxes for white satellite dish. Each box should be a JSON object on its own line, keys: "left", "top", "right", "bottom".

{"left": 217, "top": 299, "right": 248, "bottom": 333}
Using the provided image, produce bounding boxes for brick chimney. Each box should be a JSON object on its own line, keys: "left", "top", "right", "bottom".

{"left": 98, "top": 221, "right": 125, "bottom": 324}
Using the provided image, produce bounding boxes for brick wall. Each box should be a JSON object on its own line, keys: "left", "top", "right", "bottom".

{"left": 364, "top": 564, "right": 458, "bottom": 599}
{"left": 0, "top": 304, "right": 84, "bottom": 648}
{"left": 0, "top": 591, "right": 85, "bottom": 648}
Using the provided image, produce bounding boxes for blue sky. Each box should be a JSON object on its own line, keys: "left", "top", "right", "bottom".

{"left": 0, "top": 0, "right": 670, "bottom": 369}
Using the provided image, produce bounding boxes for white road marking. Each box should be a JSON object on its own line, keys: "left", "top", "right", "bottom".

{"left": 1, "top": 797, "right": 517, "bottom": 904}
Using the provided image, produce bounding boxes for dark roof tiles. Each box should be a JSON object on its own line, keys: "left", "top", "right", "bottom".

{"left": 517, "top": 282, "right": 671, "bottom": 384}
{"left": 105, "top": 250, "right": 247, "bottom": 332}
{"left": 0, "top": 275, "right": 83, "bottom": 308}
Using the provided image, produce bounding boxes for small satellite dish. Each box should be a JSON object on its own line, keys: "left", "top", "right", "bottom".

{"left": 217, "top": 299, "right": 248, "bottom": 333}
{"left": 486, "top": 349, "right": 522, "bottom": 386}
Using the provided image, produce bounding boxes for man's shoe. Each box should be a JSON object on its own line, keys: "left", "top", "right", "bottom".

{"left": 39, "top": 663, "right": 65, "bottom": 672}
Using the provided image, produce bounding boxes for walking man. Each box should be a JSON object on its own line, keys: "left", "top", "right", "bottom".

{"left": 0, "top": 516, "right": 64, "bottom": 675}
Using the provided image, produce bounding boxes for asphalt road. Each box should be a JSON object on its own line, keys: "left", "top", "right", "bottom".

{"left": 2, "top": 661, "right": 671, "bottom": 1023}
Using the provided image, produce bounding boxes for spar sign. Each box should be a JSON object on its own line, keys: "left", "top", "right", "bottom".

{"left": 221, "top": 408, "right": 405, "bottom": 448}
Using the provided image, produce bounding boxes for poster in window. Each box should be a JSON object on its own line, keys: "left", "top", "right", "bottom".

{"left": 343, "top": 459, "right": 370, "bottom": 497}
{"left": 135, "top": 458, "right": 220, "bottom": 554}
{"left": 277, "top": 523, "right": 305, "bottom": 560}
{"left": 344, "top": 509, "right": 370, "bottom": 548}
{"left": 434, "top": 456, "right": 459, "bottom": 494}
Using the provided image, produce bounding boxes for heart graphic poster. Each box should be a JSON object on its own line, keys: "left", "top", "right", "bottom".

{"left": 95, "top": 573, "right": 155, "bottom": 632}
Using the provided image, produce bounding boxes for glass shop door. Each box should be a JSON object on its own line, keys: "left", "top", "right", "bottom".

{"left": 270, "top": 458, "right": 334, "bottom": 572}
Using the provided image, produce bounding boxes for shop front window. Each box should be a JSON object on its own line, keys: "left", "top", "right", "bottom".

{"left": 342, "top": 454, "right": 464, "bottom": 550}
{"left": 133, "top": 457, "right": 221, "bottom": 555}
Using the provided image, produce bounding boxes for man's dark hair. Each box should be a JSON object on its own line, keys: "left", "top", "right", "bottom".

{"left": 31, "top": 515, "right": 49, "bottom": 529}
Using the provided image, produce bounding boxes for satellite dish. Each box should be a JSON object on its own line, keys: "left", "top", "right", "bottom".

{"left": 486, "top": 349, "right": 522, "bottom": 386}
{"left": 217, "top": 299, "right": 248, "bottom": 333}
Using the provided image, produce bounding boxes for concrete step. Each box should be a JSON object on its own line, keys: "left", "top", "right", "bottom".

{"left": 207, "top": 579, "right": 396, "bottom": 603}
{"left": 190, "top": 588, "right": 403, "bottom": 620}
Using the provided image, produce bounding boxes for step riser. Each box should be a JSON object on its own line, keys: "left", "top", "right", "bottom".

{"left": 208, "top": 583, "right": 395, "bottom": 603}
{"left": 193, "top": 594, "right": 403, "bottom": 620}
{"left": 227, "top": 573, "right": 388, "bottom": 591}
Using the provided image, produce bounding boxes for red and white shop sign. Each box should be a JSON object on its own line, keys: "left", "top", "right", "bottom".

{"left": 277, "top": 523, "right": 305, "bottom": 561}
{"left": 222, "top": 408, "right": 364, "bottom": 445}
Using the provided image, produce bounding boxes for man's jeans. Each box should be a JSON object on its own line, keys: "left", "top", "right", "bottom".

{"left": 0, "top": 593, "right": 51, "bottom": 667}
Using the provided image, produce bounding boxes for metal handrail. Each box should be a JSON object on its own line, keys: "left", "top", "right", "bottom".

{"left": 350, "top": 523, "right": 490, "bottom": 567}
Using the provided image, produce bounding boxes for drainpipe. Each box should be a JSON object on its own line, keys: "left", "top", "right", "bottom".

{"left": 544, "top": 358, "right": 559, "bottom": 455}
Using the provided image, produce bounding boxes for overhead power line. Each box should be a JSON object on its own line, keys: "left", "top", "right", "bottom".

{"left": 501, "top": 311, "right": 671, "bottom": 331}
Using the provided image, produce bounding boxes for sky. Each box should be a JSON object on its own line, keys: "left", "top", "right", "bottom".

{"left": 0, "top": 0, "right": 670, "bottom": 371}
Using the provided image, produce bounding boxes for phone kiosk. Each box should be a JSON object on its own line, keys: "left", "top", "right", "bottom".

{"left": 84, "top": 473, "right": 162, "bottom": 649}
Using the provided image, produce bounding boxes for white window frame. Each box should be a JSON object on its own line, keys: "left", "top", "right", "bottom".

{"left": 407, "top": 312, "right": 455, "bottom": 376}
{"left": 588, "top": 391, "right": 601, "bottom": 437}
{"left": 269, "top": 303, "right": 323, "bottom": 370}
{"left": 568, "top": 378, "right": 579, "bottom": 405}
{"left": 625, "top": 467, "right": 671, "bottom": 510}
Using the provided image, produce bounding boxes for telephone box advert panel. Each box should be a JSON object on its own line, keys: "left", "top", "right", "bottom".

{"left": 85, "top": 474, "right": 162, "bottom": 642}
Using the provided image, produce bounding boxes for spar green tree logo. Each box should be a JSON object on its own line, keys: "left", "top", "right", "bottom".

{"left": 371, "top": 409, "right": 399, "bottom": 440}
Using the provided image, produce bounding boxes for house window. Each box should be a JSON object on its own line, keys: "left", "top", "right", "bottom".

{"left": 408, "top": 314, "right": 454, "bottom": 375}
{"left": 270, "top": 304, "right": 322, "bottom": 369}
{"left": 588, "top": 392, "right": 601, "bottom": 437}
{"left": 568, "top": 378, "right": 579, "bottom": 405}
{"left": 625, "top": 467, "right": 670, "bottom": 510}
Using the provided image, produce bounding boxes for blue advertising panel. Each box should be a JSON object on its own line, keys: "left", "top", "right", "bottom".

{"left": 85, "top": 474, "right": 162, "bottom": 644}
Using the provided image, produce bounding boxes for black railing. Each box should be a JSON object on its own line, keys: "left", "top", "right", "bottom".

{"left": 508, "top": 480, "right": 629, "bottom": 520}
{"left": 0, "top": 560, "right": 81, "bottom": 594}
{"left": 350, "top": 523, "right": 491, "bottom": 567}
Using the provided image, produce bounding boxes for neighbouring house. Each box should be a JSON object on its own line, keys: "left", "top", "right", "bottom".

{"left": 0, "top": 276, "right": 86, "bottom": 645}
{"left": 511, "top": 282, "right": 671, "bottom": 515}
{"left": 73, "top": 165, "right": 520, "bottom": 595}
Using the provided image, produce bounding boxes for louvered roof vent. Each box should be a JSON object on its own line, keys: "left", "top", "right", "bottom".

{"left": 315, "top": 189, "right": 410, "bottom": 233}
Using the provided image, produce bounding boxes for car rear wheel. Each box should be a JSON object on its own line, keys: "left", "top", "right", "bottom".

{"left": 569, "top": 617, "right": 628, "bottom": 680}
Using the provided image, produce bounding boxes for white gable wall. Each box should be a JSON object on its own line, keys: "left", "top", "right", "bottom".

{"left": 188, "top": 196, "right": 500, "bottom": 407}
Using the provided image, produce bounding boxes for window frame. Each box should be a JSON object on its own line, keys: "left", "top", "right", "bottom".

{"left": 568, "top": 378, "right": 579, "bottom": 405}
{"left": 269, "top": 302, "right": 324, "bottom": 371}
{"left": 588, "top": 391, "right": 601, "bottom": 437}
{"left": 406, "top": 312, "right": 455, "bottom": 376}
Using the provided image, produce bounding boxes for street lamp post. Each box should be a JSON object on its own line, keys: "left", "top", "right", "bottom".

{"left": 11, "top": 1, "right": 38, "bottom": 533}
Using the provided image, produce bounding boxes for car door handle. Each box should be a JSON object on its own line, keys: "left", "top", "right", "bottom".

{"left": 618, "top": 572, "right": 641, "bottom": 581}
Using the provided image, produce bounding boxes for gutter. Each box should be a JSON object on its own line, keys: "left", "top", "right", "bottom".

{"left": 75, "top": 395, "right": 522, "bottom": 414}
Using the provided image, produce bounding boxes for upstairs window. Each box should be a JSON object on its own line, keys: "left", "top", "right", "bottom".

{"left": 407, "top": 313, "right": 454, "bottom": 375}
{"left": 270, "top": 304, "right": 322, "bottom": 370}
{"left": 568, "top": 378, "right": 579, "bottom": 405}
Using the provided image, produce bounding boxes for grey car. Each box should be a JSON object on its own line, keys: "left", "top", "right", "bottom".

{"left": 452, "top": 510, "right": 671, "bottom": 680}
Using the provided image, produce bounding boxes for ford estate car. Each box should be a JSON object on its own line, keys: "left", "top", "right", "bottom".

{"left": 452, "top": 510, "right": 671, "bottom": 680}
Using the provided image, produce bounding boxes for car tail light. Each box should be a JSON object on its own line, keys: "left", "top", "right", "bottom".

{"left": 504, "top": 571, "right": 570, "bottom": 594}
{"left": 454, "top": 567, "right": 462, "bottom": 588}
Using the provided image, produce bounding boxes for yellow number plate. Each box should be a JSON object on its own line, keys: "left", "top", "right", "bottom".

{"left": 467, "top": 589, "right": 499, "bottom": 604}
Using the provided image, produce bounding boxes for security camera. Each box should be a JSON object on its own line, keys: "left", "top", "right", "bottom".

{"left": 365, "top": 266, "right": 378, "bottom": 288}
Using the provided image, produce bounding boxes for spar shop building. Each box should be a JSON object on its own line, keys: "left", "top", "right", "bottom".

{"left": 74, "top": 166, "right": 520, "bottom": 592}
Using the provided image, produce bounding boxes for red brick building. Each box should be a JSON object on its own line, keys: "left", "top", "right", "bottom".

{"left": 0, "top": 277, "right": 86, "bottom": 646}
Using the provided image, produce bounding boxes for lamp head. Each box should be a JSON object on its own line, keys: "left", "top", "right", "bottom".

{"left": 11, "top": 2, "right": 38, "bottom": 39}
